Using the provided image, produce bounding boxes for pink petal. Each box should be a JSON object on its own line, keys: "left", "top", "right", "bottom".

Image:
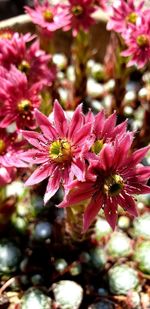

{"left": 44, "top": 167, "right": 60, "bottom": 204}
{"left": 58, "top": 181, "right": 94, "bottom": 208}
{"left": 53, "top": 100, "right": 68, "bottom": 137}
{"left": 21, "top": 130, "right": 46, "bottom": 149}
{"left": 94, "top": 110, "right": 105, "bottom": 136}
{"left": 83, "top": 193, "right": 103, "bottom": 232}
{"left": 99, "top": 143, "right": 114, "bottom": 170}
{"left": 73, "top": 123, "right": 92, "bottom": 146}
{"left": 102, "top": 112, "right": 116, "bottom": 136}
{"left": 113, "top": 133, "right": 133, "bottom": 168}
{"left": 118, "top": 193, "right": 138, "bottom": 217}
{"left": 25, "top": 164, "right": 53, "bottom": 186}
{"left": 35, "top": 109, "right": 57, "bottom": 140}
{"left": 130, "top": 146, "right": 150, "bottom": 165}
{"left": 20, "top": 149, "right": 48, "bottom": 164}
{"left": 68, "top": 104, "right": 83, "bottom": 139}
{"left": 0, "top": 114, "right": 16, "bottom": 128}
{"left": 71, "top": 159, "right": 85, "bottom": 182}
{"left": 104, "top": 197, "right": 118, "bottom": 230}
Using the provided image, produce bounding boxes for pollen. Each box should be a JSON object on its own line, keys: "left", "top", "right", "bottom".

{"left": 0, "top": 139, "right": 6, "bottom": 155}
{"left": 49, "top": 139, "right": 72, "bottom": 163}
{"left": 127, "top": 12, "right": 138, "bottom": 24}
{"left": 103, "top": 174, "right": 124, "bottom": 196}
{"left": 18, "top": 60, "right": 31, "bottom": 74}
{"left": 71, "top": 5, "right": 83, "bottom": 16}
{"left": 43, "top": 9, "right": 54, "bottom": 22}
{"left": 136, "top": 35, "right": 149, "bottom": 47}
{"left": 91, "top": 139, "right": 104, "bottom": 155}
{"left": 17, "top": 99, "right": 32, "bottom": 113}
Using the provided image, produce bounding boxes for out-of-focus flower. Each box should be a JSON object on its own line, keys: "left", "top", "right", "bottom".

{"left": 121, "top": 16, "right": 150, "bottom": 69}
{"left": 86, "top": 111, "right": 127, "bottom": 158}
{"left": 58, "top": 136, "right": 150, "bottom": 231}
{"left": 0, "top": 66, "right": 42, "bottom": 129}
{"left": 20, "top": 100, "right": 93, "bottom": 204}
{"left": 107, "top": 0, "right": 144, "bottom": 34}
{"left": 25, "top": 0, "right": 70, "bottom": 35}
{"left": 0, "top": 128, "right": 27, "bottom": 168}
{"left": 0, "top": 166, "right": 15, "bottom": 186}
{"left": 0, "top": 31, "right": 55, "bottom": 87}
{"left": 62, "top": 0, "right": 97, "bottom": 36}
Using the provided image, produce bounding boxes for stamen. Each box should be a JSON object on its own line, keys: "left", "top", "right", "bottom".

{"left": 0, "top": 139, "right": 6, "bottom": 155}
{"left": 103, "top": 174, "right": 124, "bottom": 196}
{"left": 17, "top": 99, "right": 32, "bottom": 113}
{"left": 71, "top": 5, "right": 83, "bottom": 16}
{"left": 43, "top": 9, "right": 54, "bottom": 22}
{"left": 136, "top": 35, "right": 149, "bottom": 47}
{"left": 127, "top": 12, "right": 138, "bottom": 24}
{"left": 91, "top": 139, "right": 104, "bottom": 154}
{"left": 49, "top": 139, "right": 72, "bottom": 163}
{"left": 18, "top": 60, "right": 31, "bottom": 74}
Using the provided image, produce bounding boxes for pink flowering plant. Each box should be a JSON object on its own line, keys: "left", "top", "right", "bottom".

{"left": 0, "top": 0, "right": 150, "bottom": 306}
{"left": 0, "top": 0, "right": 149, "bottom": 235}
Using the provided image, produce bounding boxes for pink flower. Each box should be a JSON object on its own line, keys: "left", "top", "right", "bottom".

{"left": 0, "top": 32, "right": 34, "bottom": 67}
{"left": 107, "top": 0, "right": 144, "bottom": 34}
{"left": 0, "top": 128, "right": 27, "bottom": 168}
{"left": 87, "top": 111, "right": 127, "bottom": 158}
{"left": 0, "top": 66, "right": 42, "bottom": 129}
{"left": 21, "top": 101, "right": 93, "bottom": 204}
{"left": 25, "top": 0, "right": 70, "bottom": 34}
{"left": 0, "top": 31, "right": 55, "bottom": 86}
{"left": 62, "top": 0, "right": 97, "bottom": 36}
{"left": 121, "top": 16, "right": 150, "bottom": 69}
{"left": 58, "top": 135, "right": 150, "bottom": 231}
{"left": 0, "top": 166, "right": 15, "bottom": 186}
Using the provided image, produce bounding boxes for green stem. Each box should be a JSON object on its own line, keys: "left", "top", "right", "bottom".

{"left": 72, "top": 29, "right": 90, "bottom": 107}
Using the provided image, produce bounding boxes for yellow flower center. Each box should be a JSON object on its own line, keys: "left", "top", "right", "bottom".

{"left": 91, "top": 139, "right": 104, "bottom": 155}
{"left": 49, "top": 139, "right": 72, "bottom": 163}
{"left": 71, "top": 5, "right": 83, "bottom": 16}
{"left": 103, "top": 174, "right": 124, "bottom": 196}
{"left": 0, "top": 139, "right": 6, "bottom": 155}
{"left": 43, "top": 9, "right": 54, "bottom": 22}
{"left": 127, "top": 12, "right": 138, "bottom": 24}
{"left": 136, "top": 35, "right": 149, "bottom": 47}
{"left": 17, "top": 99, "right": 32, "bottom": 113}
{"left": 18, "top": 60, "right": 31, "bottom": 74}
{"left": 0, "top": 31, "right": 13, "bottom": 40}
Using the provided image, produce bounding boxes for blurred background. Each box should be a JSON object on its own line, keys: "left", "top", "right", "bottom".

{"left": 0, "top": 0, "right": 33, "bottom": 20}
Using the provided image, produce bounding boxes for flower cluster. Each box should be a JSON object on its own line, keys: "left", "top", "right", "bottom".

{"left": 25, "top": 0, "right": 99, "bottom": 37}
{"left": 20, "top": 100, "right": 150, "bottom": 231}
{"left": 107, "top": 0, "right": 150, "bottom": 68}
{"left": 0, "top": 0, "right": 150, "bottom": 235}
{"left": 0, "top": 29, "right": 56, "bottom": 184}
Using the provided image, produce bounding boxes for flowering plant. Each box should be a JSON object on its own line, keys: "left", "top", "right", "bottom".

{"left": 0, "top": 1, "right": 150, "bottom": 307}
{"left": 0, "top": 0, "right": 150, "bottom": 231}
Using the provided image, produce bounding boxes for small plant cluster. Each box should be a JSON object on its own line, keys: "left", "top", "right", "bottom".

{"left": 0, "top": 0, "right": 150, "bottom": 308}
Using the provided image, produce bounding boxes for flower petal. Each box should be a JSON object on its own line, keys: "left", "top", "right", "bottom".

{"left": 44, "top": 167, "right": 60, "bottom": 204}
{"left": 118, "top": 193, "right": 138, "bottom": 217}
{"left": 83, "top": 193, "right": 103, "bottom": 232}
{"left": 68, "top": 104, "right": 83, "bottom": 139}
{"left": 104, "top": 197, "right": 118, "bottom": 230}
{"left": 35, "top": 109, "right": 57, "bottom": 140}
{"left": 25, "top": 164, "right": 53, "bottom": 186}
{"left": 58, "top": 181, "right": 94, "bottom": 208}
{"left": 53, "top": 100, "right": 68, "bottom": 137}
